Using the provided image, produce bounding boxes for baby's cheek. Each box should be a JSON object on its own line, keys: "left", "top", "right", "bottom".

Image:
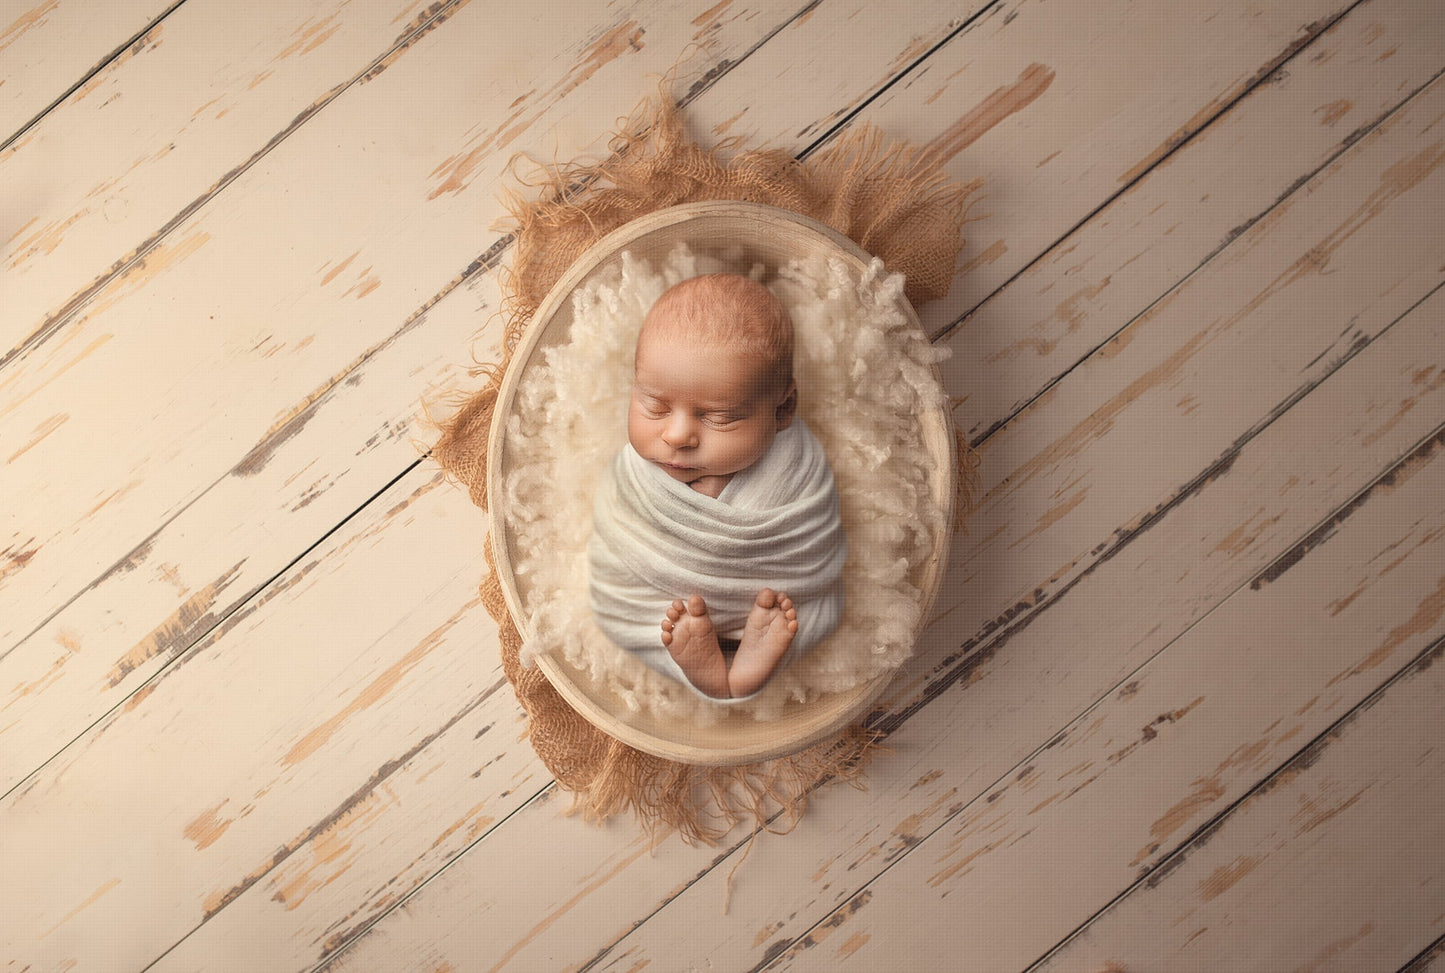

{"left": 625, "top": 413, "right": 646, "bottom": 450}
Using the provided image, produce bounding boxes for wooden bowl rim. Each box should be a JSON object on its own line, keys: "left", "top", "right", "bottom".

{"left": 486, "top": 200, "right": 955, "bottom": 766}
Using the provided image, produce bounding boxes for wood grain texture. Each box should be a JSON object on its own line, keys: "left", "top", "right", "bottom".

{"left": 942, "top": 0, "right": 1443, "bottom": 442}
{"left": 2, "top": 465, "right": 529, "bottom": 971}
{"left": 0, "top": 0, "right": 1365, "bottom": 789}
{"left": 927, "top": 64, "right": 1445, "bottom": 679}
{"left": 1, "top": 0, "right": 473, "bottom": 362}
{"left": 325, "top": 214, "right": 1445, "bottom": 973}
{"left": 0, "top": 0, "right": 173, "bottom": 143}
{"left": 0, "top": 264, "right": 499, "bottom": 795}
{"left": 1034, "top": 639, "right": 1445, "bottom": 973}
{"left": 4, "top": 0, "right": 1442, "bottom": 969}
{"left": 1405, "top": 935, "right": 1445, "bottom": 973}
{"left": 839, "top": 0, "right": 1357, "bottom": 337}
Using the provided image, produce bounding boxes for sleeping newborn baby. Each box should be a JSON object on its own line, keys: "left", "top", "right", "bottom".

{"left": 587, "top": 273, "right": 847, "bottom": 700}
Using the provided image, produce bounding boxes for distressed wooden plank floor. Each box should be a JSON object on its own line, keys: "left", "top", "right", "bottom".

{"left": 2, "top": 1, "right": 1442, "bottom": 971}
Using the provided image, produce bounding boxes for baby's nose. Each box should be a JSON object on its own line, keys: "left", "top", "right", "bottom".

{"left": 661, "top": 414, "right": 699, "bottom": 448}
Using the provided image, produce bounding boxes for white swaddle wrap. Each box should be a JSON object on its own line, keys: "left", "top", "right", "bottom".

{"left": 588, "top": 420, "right": 847, "bottom": 698}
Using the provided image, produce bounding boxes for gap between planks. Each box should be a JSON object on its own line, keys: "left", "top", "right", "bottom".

{"left": 0, "top": 0, "right": 185, "bottom": 153}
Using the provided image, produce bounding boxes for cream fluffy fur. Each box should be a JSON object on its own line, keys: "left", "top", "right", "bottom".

{"left": 501, "top": 245, "right": 950, "bottom": 723}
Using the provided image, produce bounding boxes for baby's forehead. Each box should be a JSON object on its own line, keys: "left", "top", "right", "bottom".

{"left": 636, "top": 325, "right": 775, "bottom": 368}
{"left": 636, "top": 330, "right": 774, "bottom": 375}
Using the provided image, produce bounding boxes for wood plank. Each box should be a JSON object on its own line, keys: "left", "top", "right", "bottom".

{"left": 1, "top": 0, "right": 474, "bottom": 361}
{"left": 8, "top": 5, "right": 1439, "bottom": 973}
{"left": 757, "top": 348, "right": 1445, "bottom": 971}
{"left": 313, "top": 18, "right": 1445, "bottom": 973}
{"left": 0, "top": 0, "right": 978, "bottom": 790}
{"left": 0, "top": 0, "right": 172, "bottom": 144}
{"left": 1031, "top": 643, "right": 1445, "bottom": 973}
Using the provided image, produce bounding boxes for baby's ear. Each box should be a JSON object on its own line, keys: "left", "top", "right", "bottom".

{"left": 775, "top": 381, "right": 798, "bottom": 430}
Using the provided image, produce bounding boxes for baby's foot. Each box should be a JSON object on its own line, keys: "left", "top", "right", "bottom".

{"left": 728, "top": 589, "right": 798, "bottom": 697}
{"left": 661, "top": 594, "right": 730, "bottom": 699}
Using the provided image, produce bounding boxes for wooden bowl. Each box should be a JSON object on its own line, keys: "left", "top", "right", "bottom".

{"left": 487, "top": 200, "right": 955, "bottom": 766}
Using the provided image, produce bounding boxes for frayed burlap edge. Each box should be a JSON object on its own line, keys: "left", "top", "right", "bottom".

{"left": 433, "top": 95, "right": 980, "bottom": 844}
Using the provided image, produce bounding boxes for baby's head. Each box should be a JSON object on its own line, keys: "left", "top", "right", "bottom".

{"left": 629, "top": 273, "right": 797, "bottom": 490}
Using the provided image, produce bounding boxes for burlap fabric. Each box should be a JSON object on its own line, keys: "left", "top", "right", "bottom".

{"left": 433, "top": 96, "right": 977, "bottom": 842}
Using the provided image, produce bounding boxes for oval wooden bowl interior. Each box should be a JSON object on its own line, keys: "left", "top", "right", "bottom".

{"left": 487, "top": 200, "right": 956, "bottom": 766}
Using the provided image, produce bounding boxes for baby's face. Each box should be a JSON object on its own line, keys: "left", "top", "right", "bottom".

{"left": 629, "top": 328, "right": 794, "bottom": 489}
